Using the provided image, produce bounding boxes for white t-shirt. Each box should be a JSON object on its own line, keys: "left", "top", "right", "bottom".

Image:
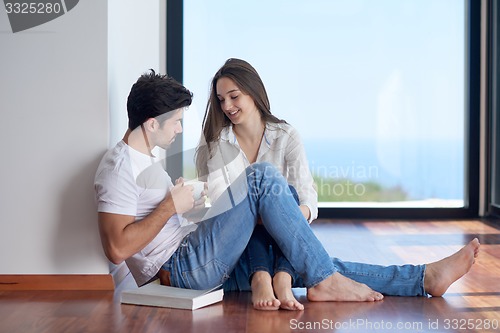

{"left": 206, "top": 122, "right": 318, "bottom": 222}
{"left": 94, "top": 140, "right": 197, "bottom": 286}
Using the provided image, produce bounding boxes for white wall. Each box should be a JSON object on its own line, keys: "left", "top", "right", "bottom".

{"left": 0, "top": 0, "right": 164, "bottom": 275}
{"left": 107, "top": 0, "right": 165, "bottom": 284}
{"left": 0, "top": 0, "right": 109, "bottom": 274}
{"left": 108, "top": 0, "right": 165, "bottom": 147}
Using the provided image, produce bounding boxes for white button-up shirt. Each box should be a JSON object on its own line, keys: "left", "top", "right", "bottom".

{"left": 206, "top": 122, "right": 318, "bottom": 222}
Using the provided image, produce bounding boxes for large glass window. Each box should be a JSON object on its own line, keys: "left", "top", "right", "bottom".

{"left": 182, "top": 0, "right": 472, "bottom": 212}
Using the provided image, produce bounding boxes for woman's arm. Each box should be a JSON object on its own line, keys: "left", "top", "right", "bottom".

{"left": 285, "top": 127, "right": 318, "bottom": 222}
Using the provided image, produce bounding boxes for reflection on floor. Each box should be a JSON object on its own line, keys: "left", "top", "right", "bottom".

{"left": 1, "top": 219, "right": 499, "bottom": 333}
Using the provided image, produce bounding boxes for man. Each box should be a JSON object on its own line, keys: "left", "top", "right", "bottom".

{"left": 95, "top": 70, "right": 480, "bottom": 309}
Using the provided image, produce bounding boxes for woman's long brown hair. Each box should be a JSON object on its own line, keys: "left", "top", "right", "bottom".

{"left": 195, "top": 58, "right": 286, "bottom": 179}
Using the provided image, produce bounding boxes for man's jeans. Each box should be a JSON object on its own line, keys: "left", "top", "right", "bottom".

{"left": 162, "top": 163, "right": 426, "bottom": 296}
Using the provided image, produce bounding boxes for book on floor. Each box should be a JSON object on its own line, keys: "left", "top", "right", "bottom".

{"left": 120, "top": 279, "right": 224, "bottom": 310}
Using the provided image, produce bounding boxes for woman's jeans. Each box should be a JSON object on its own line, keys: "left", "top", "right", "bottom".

{"left": 242, "top": 186, "right": 300, "bottom": 284}
{"left": 162, "top": 162, "right": 427, "bottom": 297}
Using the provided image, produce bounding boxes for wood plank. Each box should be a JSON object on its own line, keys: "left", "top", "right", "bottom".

{"left": 0, "top": 219, "right": 499, "bottom": 333}
{"left": 0, "top": 274, "right": 114, "bottom": 291}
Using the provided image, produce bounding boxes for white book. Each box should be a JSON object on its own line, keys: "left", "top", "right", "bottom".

{"left": 120, "top": 280, "right": 224, "bottom": 310}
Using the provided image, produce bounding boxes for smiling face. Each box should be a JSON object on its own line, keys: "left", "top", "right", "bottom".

{"left": 216, "top": 77, "right": 261, "bottom": 126}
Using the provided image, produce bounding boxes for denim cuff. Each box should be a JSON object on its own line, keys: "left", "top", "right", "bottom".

{"left": 248, "top": 267, "right": 273, "bottom": 285}
{"left": 274, "top": 267, "right": 296, "bottom": 285}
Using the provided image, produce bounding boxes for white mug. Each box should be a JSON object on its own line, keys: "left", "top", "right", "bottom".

{"left": 184, "top": 180, "right": 205, "bottom": 200}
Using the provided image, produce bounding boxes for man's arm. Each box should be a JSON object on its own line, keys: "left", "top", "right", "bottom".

{"left": 98, "top": 182, "right": 195, "bottom": 264}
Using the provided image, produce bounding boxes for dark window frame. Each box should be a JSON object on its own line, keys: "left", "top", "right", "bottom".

{"left": 488, "top": 0, "right": 500, "bottom": 217}
{"left": 168, "top": 0, "right": 481, "bottom": 219}
{"left": 165, "top": 0, "right": 184, "bottom": 181}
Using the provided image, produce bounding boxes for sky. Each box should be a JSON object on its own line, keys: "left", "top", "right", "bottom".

{"left": 181, "top": 0, "right": 466, "bottom": 200}
{"left": 183, "top": 0, "right": 464, "bottom": 146}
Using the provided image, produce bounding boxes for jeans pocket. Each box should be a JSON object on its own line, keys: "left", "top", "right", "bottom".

{"left": 182, "top": 259, "right": 230, "bottom": 290}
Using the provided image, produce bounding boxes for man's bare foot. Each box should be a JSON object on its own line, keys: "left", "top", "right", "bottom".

{"left": 307, "top": 272, "right": 384, "bottom": 302}
{"left": 273, "top": 272, "right": 304, "bottom": 311}
{"left": 425, "top": 238, "right": 480, "bottom": 297}
{"left": 251, "top": 271, "right": 280, "bottom": 310}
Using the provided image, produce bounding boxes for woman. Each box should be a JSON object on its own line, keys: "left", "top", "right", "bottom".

{"left": 196, "top": 58, "right": 319, "bottom": 311}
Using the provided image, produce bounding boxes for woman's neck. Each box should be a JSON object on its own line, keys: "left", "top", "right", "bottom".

{"left": 232, "top": 120, "right": 266, "bottom": 164}
{"left": 232, "top": 119, "right": 265, "bottom": 145}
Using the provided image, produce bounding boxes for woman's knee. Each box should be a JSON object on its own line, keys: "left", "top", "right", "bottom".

{"left": 248, "top": 162, "right": 282, "bottom": 181}
{"left": 249, "top": 161, "right": 274, "bottom": 173}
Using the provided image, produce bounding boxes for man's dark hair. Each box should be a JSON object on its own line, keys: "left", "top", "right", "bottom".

{"left": 127, "top": 69, "right": 193, "bottom": 130}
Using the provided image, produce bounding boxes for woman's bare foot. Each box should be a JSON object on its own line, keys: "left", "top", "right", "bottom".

{"left": 273, "top": 272, "right": 304, "bottom": 311}
{"left": 307, "top": 272, "right": 384, "bottom": 302}
{"left": 251, "top": 271, "right": 281, "bottom": 310}
{"left": 425, "top": 238, "right": 480, "bottom": 297}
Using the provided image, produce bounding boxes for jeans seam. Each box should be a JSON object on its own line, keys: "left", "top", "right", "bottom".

{"left": 277, "top": 208, "right": 336, "bottom": 288}
{"left": 250, "top": 266, "right": 272, "bottom": 275}
{"left": 181, "top": 258, "right": 230, "bottom": 289}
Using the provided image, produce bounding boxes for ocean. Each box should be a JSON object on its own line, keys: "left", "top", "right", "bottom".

{"left": 303, "top": 139, "right": 464, "bottom": 200}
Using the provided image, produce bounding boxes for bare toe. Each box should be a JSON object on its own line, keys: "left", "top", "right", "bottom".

{"left": 273, "top": 272, "right": 304, "bottom": 311}
{"left": 279, "top": 298, "right": 305, "bottom": 311}
{"left": 253, "top": 298, "right": 281, "bottom": 311}
{"left": 252, "top": 272, "right": 280, "bottom": 311}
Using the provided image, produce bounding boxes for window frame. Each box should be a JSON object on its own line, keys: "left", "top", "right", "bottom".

{"left": 168, "top": 0, "right": 481, "bottom": 219}
{"left": 488, "top": 0, "right": 500, "bottom": 217}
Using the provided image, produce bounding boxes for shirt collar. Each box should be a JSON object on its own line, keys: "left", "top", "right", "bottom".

{"left": 220, "top": 125, "right": 238, "bottom": 145}
{"left": 220, "top": 122, "right": 284, "bottom": 149}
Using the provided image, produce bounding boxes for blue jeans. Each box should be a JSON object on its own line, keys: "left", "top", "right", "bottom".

{"left": 242, "top": 185, "right": 299, "bottom": 284}
{"left": 162, "top": 162, "right": 427, "bottom": 296}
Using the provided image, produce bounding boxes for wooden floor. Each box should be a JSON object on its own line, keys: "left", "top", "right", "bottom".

{"left": 1, "top": 219, "right": 500, "bottom": 333}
